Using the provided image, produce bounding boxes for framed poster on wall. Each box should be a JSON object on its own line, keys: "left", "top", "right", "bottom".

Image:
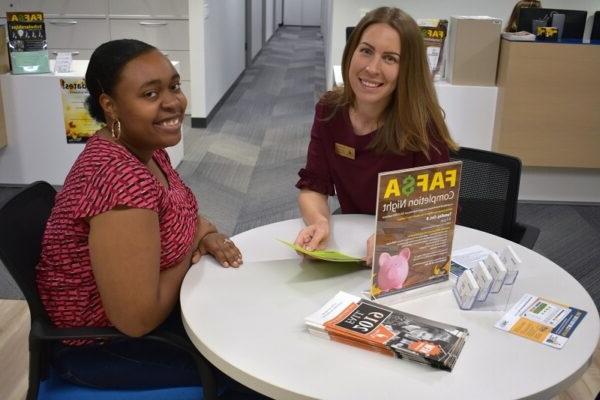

{"left": 60, "top": 78, "right": 102, "bottom": 143}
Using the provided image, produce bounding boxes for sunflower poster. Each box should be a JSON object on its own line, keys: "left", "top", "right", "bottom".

{"left": 60, "top": 78, "right": 102, "bottom": 143}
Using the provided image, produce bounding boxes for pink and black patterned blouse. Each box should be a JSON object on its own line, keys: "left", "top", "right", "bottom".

{"left": 36, "top": 134, "right": 198, "bottom": 332}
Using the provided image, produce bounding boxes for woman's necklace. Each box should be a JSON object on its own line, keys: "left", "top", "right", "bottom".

{"left": 349, "top": 107, "right": 379, "bottom": 136}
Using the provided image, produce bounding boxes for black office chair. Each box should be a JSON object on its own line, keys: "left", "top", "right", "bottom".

{"left": 0, "top": 181, "right": 219, "bottom": 400}
{"left": 450, "top": 147, "right": 540, "bottom": 249}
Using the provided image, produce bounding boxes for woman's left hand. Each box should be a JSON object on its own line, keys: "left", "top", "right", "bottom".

{"left": 194, "top": 232, "right": 243, "bottom": 268}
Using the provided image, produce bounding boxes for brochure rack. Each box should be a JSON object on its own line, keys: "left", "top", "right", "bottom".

{"left": 451, "top": 245, "right": 522, "bottom": 311}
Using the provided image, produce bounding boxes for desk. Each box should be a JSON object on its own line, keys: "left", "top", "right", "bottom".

{"left": 181, "top": 215, "right": 599, "bottom": 400}
{"left": 493, "top": 39, "right": 600, "bottom": 169}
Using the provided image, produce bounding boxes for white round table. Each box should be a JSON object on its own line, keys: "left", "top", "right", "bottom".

{"left": 181, "top": 214, "right": 599, "bottom": 400}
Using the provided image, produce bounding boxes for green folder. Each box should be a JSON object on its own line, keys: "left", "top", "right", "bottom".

{"left": 279, "top": 240, "right": 363, "bottom": 262}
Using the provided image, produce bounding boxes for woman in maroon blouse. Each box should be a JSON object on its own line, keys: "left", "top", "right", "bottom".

{"left": 295, "top": 7, "right": 458, "bottom": 264}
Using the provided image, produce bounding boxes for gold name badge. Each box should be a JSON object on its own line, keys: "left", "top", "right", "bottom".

{"left": 335, "top": 143, "right": 355, "bottom": 160}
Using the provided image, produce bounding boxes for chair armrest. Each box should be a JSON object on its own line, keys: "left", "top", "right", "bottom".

{"left": 32, "top": 320, "right": 196, "bottom": 353}
{"left": 31, "top": 320, "right": 127, "bottom": 340}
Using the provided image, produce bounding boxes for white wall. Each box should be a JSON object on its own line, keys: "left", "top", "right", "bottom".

{"left": 303, "top": 0, "right": 322, "bottom": 25}
{"left": 284, "top": 0, "right": 302, "bottom": 25}
{"left": 251, "top": 0, "right": 263, "bottom": 59}
{"left": 327, "top": 0, "right": 598, "bottom": 89}
{"left": 190, "top": 0, "right": 245, "bottom": 118}
{"left": 322, "top": 0, "right": 333, "bottom": 86}
{"left": 189, "top": 1, "right": 206, "bottom": 117}
{"left": 266, "top": 0, "right": 275, "bottom": 41}
{"left": 284, "top": 0, "right": 322, "bottom": 25}
{"left": 276, "top": 0, "right": 283, "bottom": 25}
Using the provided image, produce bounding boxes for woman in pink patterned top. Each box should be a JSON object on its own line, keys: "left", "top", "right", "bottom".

{"left": 36, "top": 39, "right": 243, "bottom": 390}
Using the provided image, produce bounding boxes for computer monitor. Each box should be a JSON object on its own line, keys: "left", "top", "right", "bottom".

{"left": 346, "top": 26, "right": 355, "bottom": 41}
{"left": 592, "top": 11, "right": 600, "bottom": 41}
{"left": 517, "top": 8, "right": 587, "bottom": 40}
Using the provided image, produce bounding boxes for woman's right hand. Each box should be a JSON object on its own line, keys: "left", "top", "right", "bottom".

{"left": 294, "top": 219, "right": 330, "bottom": 251}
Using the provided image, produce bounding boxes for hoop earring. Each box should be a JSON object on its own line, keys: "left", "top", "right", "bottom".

{"left": 110, "top": 119, "right": 121, "bottom": 140}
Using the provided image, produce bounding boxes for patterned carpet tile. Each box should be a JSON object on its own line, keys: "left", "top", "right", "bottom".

{"left": 207, "top": 134, "right": 261, "bottom": 167}
{"left": 188, "top": 152, "right": 255, "bottom": 195}
{"left": 263, "top": 124, "right": 311, "bottom": 149}
{"left": 220, "top": 119, "right": 270, "bottom": 148}
{"left": 575, "top": 205, "right": 600, "bottom": 232}
{"left": 272, "top": 97, "right": 316, "bottom": 117}
{"left": 518, "top": 203, "right": 600, "bottom": 308}
{"left": 188, "top": 179, "right": 246, "bottom": 236}
{"left": 181, "top": 130, "right": 219, "bottom": 163}
{"left": 270, "top": 111, "right": 315, "bottom": 127}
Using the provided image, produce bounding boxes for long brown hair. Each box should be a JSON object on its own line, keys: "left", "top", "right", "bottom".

{"left": 505, "top": 0, "right": 542, "bottom": 32}
{"left": 322, "top": 7, "right": 457, "bottom": 157}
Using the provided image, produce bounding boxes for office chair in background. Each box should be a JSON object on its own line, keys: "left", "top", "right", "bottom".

{"left": 450, "top": 147, "right": 540, "bottom": 249}
{"left": 0, "top": 181, "right": 219, "bottom": 400}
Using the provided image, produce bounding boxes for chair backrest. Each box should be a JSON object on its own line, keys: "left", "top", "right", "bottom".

{"left": 450, "top": 147, "right": 521, "bottom": 239}
{"left": 0, "top": 181, "right": 56, "bottom": 324}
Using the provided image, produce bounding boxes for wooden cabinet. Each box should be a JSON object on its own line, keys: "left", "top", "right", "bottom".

{"left": 493, "top": 39, "right": 600, "bottom": 168}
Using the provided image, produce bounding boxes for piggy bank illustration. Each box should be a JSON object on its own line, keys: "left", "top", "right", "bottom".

{"left": 377, "top": 247, "right": 411, "bottom": 292}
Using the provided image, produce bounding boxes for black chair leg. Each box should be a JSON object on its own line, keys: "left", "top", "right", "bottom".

{"left": 194, "top": 354, "right": 218, "bottom": 400}
{"left": 27, "top": 338, "right": 42, "bottom": 400}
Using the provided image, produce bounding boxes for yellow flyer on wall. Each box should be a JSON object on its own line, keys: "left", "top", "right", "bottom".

{"left": 60, "top": 78, "right": 102, "bottom": 143}
{"left": 371, "top": 161, "right": 462, "bottom": 299}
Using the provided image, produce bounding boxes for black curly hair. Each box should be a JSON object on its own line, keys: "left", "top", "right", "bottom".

{"left": 85, "top": 39, "right": 157, "bottom": 123}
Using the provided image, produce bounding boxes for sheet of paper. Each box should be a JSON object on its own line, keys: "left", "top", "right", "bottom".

{"left": 278, "top": 240, "right": 363, "bottom": 262}
{"left": 495, "top": 293, "right": 587, "bottom": 349}
{"left": 54, "top": 52, "right": 73, "bottom": 73}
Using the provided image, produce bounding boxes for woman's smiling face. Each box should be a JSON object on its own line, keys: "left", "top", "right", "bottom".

{"left": 110, "top": 49, "right": 187, "bottom": 152}
{"left": 348, "top": 22, "right": 401, "bottom": 111}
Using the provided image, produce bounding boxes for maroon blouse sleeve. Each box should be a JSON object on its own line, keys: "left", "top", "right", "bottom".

{"left": 295, "top": 102, "right": 336, "bottom": 196}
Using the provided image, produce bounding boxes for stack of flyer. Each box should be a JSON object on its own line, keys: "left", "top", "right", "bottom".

{"left": 305, "top": 291, "right": 468, "bottom": 371}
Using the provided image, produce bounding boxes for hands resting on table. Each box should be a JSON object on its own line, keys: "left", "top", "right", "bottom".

{"left": 192, "top": 221, "right": 243, "bottom": 268}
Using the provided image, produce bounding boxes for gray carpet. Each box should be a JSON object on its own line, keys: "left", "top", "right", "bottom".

{"left": 178, "top": 27, "right": 325, "bottom": 235}
{"left": 1, "top": 27, "right": 599, "bottom": 312}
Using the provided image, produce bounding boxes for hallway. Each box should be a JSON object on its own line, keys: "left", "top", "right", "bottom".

{"left": 179, "top": 26, "right": 325, "bottom": 236}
